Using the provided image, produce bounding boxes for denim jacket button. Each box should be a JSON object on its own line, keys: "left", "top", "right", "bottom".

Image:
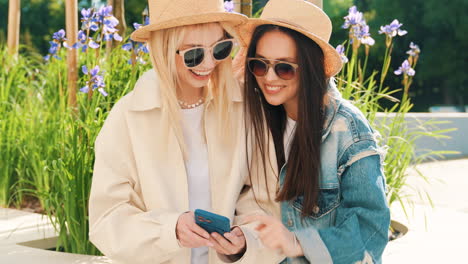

{"left": 287, "top": 219, "right": 293, "bottom": 227}
{"left": 313, "top": 206, "right": 320, "bottom": 214}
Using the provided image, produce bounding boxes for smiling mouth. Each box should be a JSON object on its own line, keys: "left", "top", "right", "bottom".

{"left": 265, "top": 84, "right": 285, "bottom": 92}
{"left": 190, "top": 69, "right": 212, "bottom": 77}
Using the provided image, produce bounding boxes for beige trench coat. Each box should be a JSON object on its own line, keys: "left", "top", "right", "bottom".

{"left": 88, "top": 70, "right": 283, "bottom": 264}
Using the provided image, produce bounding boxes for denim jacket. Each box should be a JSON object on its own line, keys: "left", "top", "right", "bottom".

{"left": 279, "top": 82, "right": 390, "bottom": 264}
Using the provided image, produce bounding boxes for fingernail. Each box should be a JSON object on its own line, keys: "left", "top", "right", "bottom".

{"left": 208, "top": 242, "right": 214, "bottom": 247}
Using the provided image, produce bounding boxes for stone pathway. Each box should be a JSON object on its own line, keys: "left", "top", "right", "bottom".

{"left": 383, "top": 158, "right": 468, "bottom": 263}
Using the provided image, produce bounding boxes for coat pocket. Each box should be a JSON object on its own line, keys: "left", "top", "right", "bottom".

{"left": 292, "top": 187, "right": 340, "bottom": 219}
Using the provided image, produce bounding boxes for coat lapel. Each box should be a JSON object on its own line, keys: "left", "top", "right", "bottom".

{"left": 126, "top": 109, "right": 189, "bottom": 212}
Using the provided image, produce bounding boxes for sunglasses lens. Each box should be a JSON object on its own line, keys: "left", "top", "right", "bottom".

{"left": 184, "top": 48, "right": 204, "bottom": 67}
{"left": 248, "top": 59, "right": 268, "bottom": 77}
{"left": 213, "top": 41, "right": 233, "bottom": 60}
{"left": 275, "top": 63, "right": 296, "bottom": 80}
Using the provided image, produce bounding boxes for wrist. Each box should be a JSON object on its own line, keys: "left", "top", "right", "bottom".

{"left": 289, "top": 232, "right": 303, "bottom": 257}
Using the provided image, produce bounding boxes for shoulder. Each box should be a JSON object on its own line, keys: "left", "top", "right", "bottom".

{"left": 332, "top": 98, "right": 376, "bottom": 142}
{"left": 95, "top": 91, "right": 135, "bottom": 150}
{"left": 326, "top": 99, "right": 384, "bottom": 167}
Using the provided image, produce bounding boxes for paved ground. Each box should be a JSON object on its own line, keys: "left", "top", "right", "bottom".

{"left": 383, "top": 158, "right": 468, "bottom": 263}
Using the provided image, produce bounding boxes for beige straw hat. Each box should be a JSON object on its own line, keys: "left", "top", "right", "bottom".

{"left": 237, "top": 0, "right": 342, "bottom": 77}
{"left": 131, "top": 0, "right": 248, "bottom": 42}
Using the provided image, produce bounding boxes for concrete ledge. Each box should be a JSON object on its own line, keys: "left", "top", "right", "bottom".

{"left": 0, "top": 208, "right": 56, "bottom": 245}
{"left": 0, "top": 208, "right": 111, "bottom": 264}
{"left": 375, "top": 112, "right": 468, "bottom": 159}
{"left": 0, "top": 243, "right": 111, "bottom": 264}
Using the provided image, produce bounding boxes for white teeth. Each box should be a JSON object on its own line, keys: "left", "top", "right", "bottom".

{"left": 266, "top": 85, "right": 283, "bottom": 91}
{"left": 191, "top": 70, "right": 212, "bottom": 76}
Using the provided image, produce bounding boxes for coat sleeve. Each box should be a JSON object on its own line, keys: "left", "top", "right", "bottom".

{"left": 88, "top": 98, "right": 184, "bottom": 264}
{"left": 294, "top": 140, "right": 390, "bottom": 264}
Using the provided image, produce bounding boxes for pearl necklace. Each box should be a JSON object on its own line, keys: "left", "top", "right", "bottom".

{"left": 178, "top": 98, "right": 204, "bottom": 109}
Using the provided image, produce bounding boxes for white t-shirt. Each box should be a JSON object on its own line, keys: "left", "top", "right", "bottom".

{"left": 284, "top": 116, "right": 297, "bottom": 160}
{"left": 180, "top": 105, "right": 211, "bottom": 264}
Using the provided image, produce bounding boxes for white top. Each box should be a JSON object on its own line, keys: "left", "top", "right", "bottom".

{"left": 283, "top": 116, "right": 297, "bottom": 160}
{"left": 180, "top": 105, "right": 211, "bottom": 264}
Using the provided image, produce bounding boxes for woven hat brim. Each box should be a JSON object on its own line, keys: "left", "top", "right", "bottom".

{"left": 237, "top": 18, "right": 343, "bottom": 78}
{"left": 131, "top": 12, "right": 247, "bottom": 42}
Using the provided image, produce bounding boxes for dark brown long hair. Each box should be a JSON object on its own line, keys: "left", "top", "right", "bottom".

{"left": 244, "top": 25, "right": 327, "bottom": 216}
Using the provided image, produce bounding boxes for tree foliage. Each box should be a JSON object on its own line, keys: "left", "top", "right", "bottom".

{"left": 356, "top": 0, "right": 467, "bottom": 110}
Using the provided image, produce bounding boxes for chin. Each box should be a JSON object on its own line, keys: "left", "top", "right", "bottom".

{"left": 263, "top": 96, "right": 285, "bottom": 106}
{"left": 190, "top": 80, "right": 209, "bottom": 88}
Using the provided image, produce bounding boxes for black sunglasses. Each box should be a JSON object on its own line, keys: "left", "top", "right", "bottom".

{"left": 247, "top": 58, "right": 299, "bottom": 80}
{"left": 176, "top": 39, "right": 235, "bottom": 68}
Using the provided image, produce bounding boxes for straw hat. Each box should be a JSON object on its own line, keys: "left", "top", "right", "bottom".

{"left": 237, "top": 0, "right": 342, "bottom": 77}
{"left": 131, "top": 0, "right": 247, "bottom": 42}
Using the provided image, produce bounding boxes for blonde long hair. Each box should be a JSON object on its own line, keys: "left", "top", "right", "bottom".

{"left": 148, "top": 22, "right": 240, "bottom": 156}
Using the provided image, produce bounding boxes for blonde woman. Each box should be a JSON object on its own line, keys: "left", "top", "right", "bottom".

{"left": 88, "top": 1, "right": 281, "bottom": 263}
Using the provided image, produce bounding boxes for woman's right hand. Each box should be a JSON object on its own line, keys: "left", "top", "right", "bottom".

{"left": 176, "top": 211, "right": 214, "bottom": 248}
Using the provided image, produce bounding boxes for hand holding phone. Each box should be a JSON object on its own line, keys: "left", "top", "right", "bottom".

{"left": 176, "top": 211, "right": 213, "bottom": 248}
{"left": 194, "top": 210, "right": 246, "bottom": 257}
{"left": 194, "top": 209, "right": 231, "bottom": 235}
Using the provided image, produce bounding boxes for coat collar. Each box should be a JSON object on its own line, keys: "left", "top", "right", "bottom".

{"left": 129, "top": 69, "right": 243, "bottom": 111}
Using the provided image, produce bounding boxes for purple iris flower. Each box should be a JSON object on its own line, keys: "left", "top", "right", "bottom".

{"left": 72, "top": 30, "right": 89, "bottom": 52}
{"left": 133, "top": 22, "right": 143, "bottom": 30}
{"left": 44, "top": 30, "right": 68, "bottom": 61}
{"left": 342, "top": 6, "right": 365, "bottom": 29}
{"left": 336, "top": 45, "right": 348, "bottom": 63}
{"left": 342, "top": 6, "right": 374, "bottom": 46}
{"left": 97, "top": 6, "right": 113, "bottom": 18}
{"left": 122, "top": 43, "right": 133, "bottom": 51}
{"left": 406, "top": 42, "right": 420, "bottom": 57}
{"left": 103, "top": 16, "right": 119, "bottom": 33}
{"left": 48, "top": 41, "right": 59, "bottom": 54}
{"left": 394, "top": 60, "right": 415, "bottom": 76}
{"left": 96, "top": 7, "right": 122, "bottom": 43}
{"left": 122, "top": 20, "right": 150, "bottom": 65}
{"left": 89, "top": 40, "right": 100, "bottom": 49}
{"left": 81, "top": 8, "right": 99, "bottom": 31}
{"left": 379, "top": 19, "right": 408, "bottom": 38}
{"left": 354, "top": 24, "right": 375, "bottom": 46}
{"left": 122, "top": 41, "right": 149, "bottom": 65}
{"left": 224, "top": 1, "right": 234, "bottom": 12}
{"left": 53, "top": 29, "right": 66, "bottom": 41}
{"left": 81, "top": 8, "right": 93, "bottom": 24}
{"left": 80, "top": 65, "right": 108, "bottom": 96}
{"left": 113, "top": 33, "right": 123, "bottom": 41}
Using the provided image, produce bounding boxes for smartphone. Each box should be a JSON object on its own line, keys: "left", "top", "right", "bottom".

{"left": 194, "top": 209, "right": 231, "bottom": 235}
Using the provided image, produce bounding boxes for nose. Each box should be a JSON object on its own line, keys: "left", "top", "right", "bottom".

{"left": 199, "top": 50, "right": 217, "bottom": 69}
{"left": 264, "top": 65, "right": 279, "bottom": 81}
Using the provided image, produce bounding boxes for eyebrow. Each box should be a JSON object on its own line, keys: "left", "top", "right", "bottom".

{"left": 180, "top": 35, "right": 226, "bottom": 49}
{"left": 255, "top": 53, "right": 297, "bottom": 63}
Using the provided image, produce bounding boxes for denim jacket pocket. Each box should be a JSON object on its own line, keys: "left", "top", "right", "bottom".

{"left": 292, "top": 187, "right": 340, "bottom": 219}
